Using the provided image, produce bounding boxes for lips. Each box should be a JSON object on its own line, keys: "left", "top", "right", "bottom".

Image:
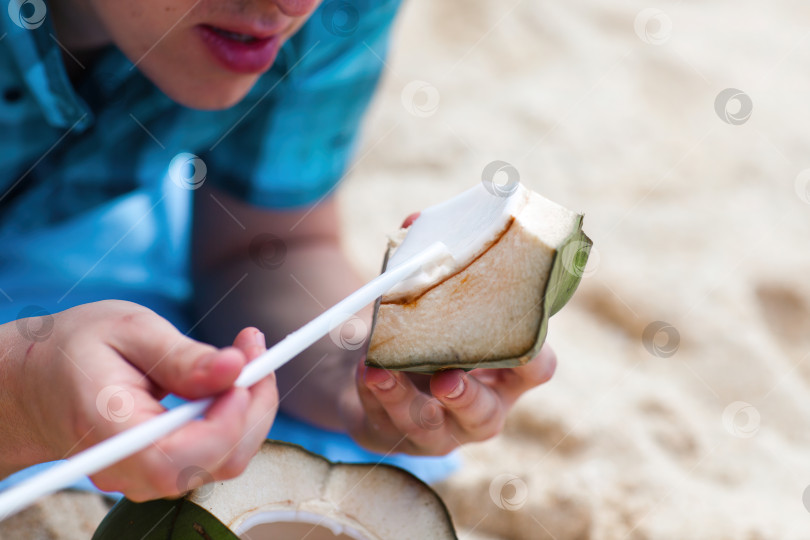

{"left": 196, "top": 24, "right": 283, "bottom": 74}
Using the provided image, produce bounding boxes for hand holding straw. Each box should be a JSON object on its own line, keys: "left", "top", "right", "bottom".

{"left": 0, "top": 241, "right": 450, "bottom": 520}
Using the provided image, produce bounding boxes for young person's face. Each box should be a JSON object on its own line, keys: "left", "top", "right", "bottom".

{"left": 81, "top": 0, "right": 321, "bottom": 109}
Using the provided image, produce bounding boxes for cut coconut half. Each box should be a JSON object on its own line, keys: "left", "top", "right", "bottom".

{"left": 92, "top": 441, "right": 457, "bottom": 540}
{"left": 366, "top": 182, "right": 591, "bottom": 373}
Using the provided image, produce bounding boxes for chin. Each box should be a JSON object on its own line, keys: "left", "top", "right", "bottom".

{"left": 163, "top": 80, "right": 256, "bottom": 111}
{"left": 142, "top": 64, "right": 259, "bottom": 110}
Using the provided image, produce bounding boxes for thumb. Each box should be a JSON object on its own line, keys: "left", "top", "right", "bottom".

{"left": 108, "top": 312, "right": 246, "bottom": 399}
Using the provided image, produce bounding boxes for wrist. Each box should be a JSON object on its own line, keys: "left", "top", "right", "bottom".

{"left": 0, "top": 321, "right": 56, "bottom": 476}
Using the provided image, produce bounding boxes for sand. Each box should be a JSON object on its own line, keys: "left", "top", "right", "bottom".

{"left": 337, "top": 0, "right": 810, "bottom": 538}
{"left": 0, "top": 492, "right": 111, "bottom": 539}
{"left": 6, "top": 0, "right": 810, "bottom": 538}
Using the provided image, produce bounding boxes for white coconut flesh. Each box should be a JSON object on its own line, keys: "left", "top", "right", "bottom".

{"left": 383, "top": 182, "right": 528, "bottom": 302}
{"left": 92, "top": 441, "right": 456, "bottom": 539}
{"left": 367, "top": 182, "right": 590, "bottom": 372}
{"left": 191, "top": 442, "right": 456, "bottom": 540}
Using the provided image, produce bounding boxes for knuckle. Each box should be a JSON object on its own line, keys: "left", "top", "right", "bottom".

{"left": 216, "top": 459, "right": 247, "bottom": 481}
{"left": 92, "top": 475, "right": 127, "bottom": 495}
{"left": 201, "top": 439, "right": 240, "bottom": 472}
{"left": 145, "top": 468, "right": 175, "bottom": 495}
{"left": 223, "top": 415, "right": 246, "bottom": 443}
{"left": 478, "top": 424, "right": 502, "bottom": 441}
{"left": 138, "top": 453, "right": 176, "bottom": 493}
{"left": 477, "top": 418, "right": 505, "bottom": 441}
{"left": 461, "top": 412, "right": 504, "bottom": 440}
{"left": 108, "top": 310, "right": 152, "bottom": 337}
{"left": 156, "top": 477, "right": 183, "bottom": 499}
{"left": 401, "top": 424, "right": 430, "bottom": 441}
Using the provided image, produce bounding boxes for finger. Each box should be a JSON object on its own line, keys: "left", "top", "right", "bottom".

{"left": 401, "top": 212, "right": 421, "bottom": 228}
{"left": 108, "top": 312, "right": 246, "bottom": 399}
{"left": 476, "top": 344, "right": 557, "bottom": 406}
{"left": 353, "top": 363, "right": 400, "bottom": 436}
{"left": 126, "top": 361, "right": 277, "bottom": 500}
{"left": 430, "top": 369, "right": 505, "bottom": 441}
{"left": 91, "top": 386, "right": 251, "bottom": 501}
{"left": 364, "top": 366, "right": 451, "bottom": 452}
{"left": 159, "top": 387, "right": 252, "bottom": 486}
{"left": 217, "top": 332, "right": 279, "bottom": 477}
{"left": 349, "top": 363, "right": 444, "bottom": 455}
{"left": 510, "top": 343, "right": 557, "bottom": 392}
{"left": 215, "top": 374, "right": 278, "bottom": 477}
{"left": 231, "top": 327, "right": 264, "bottom": 358}
{"left": 87, "top": 330, "right": 267, "bottom": 500}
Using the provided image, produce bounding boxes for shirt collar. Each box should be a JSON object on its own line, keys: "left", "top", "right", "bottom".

{"left": 1, "top": 2, "right": 93, "bottom": 130}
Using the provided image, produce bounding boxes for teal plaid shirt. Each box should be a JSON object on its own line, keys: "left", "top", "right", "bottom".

{"left": 0, "top": 0, "right": 399, "bottom": 321}
{"left": 1, "top": 1, "right": 399, "bottom": 222}
{"left": 0, "top": 0, "right": 462, "bottom": 488}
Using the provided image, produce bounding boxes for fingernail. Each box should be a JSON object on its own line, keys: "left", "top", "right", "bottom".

{"left": 253, "top": 331, "right": 266, "bottom": 348}
{"left": 374, "top": 374, "right": 396, "bottom": 391}
{"left": 445, "top": 376, "right": 466, "bottom": 399}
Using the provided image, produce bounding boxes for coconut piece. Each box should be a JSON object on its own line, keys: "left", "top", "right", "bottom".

{"left": 92, "top": 441, "right": 457, "bottom": 540}
{"left": 366, "top": 183, "right": 591, "bottom": 373}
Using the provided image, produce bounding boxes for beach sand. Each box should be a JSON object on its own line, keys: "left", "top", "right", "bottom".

{"left": 338, "top": 0, "right": 810, "bottom": 538}
{"left": 5, "top": 0, "right": 810, "bottom": 538}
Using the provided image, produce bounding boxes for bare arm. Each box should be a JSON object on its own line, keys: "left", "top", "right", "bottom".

{"left": 0, "top": 321, "right": 52, "bottom": 478}
{"left": 191, "top": 186, "right": 366, "bottom": 430}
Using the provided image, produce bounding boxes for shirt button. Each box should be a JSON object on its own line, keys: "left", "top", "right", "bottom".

{"left": 3, "top": 87, "right": 23, "bottom": 103}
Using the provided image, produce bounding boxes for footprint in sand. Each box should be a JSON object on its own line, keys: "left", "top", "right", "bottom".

{"left": 639, "top": 398, "right": 700, "bottom": 461}
{"left": 756, "top": 283, "right": 810, "bottom": 351}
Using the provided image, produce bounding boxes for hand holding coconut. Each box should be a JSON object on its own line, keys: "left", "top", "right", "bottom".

{"left": 342, "top": 179, "right": 590, "bottom": 455}
{"left": 340, "top": 217, "right": 561, "bottom": 456}
{"left": 344, "top": 342, "right": 557, "bottom": 455}
{"left": 0, "top": 300, "right": 278, "bottom": 502}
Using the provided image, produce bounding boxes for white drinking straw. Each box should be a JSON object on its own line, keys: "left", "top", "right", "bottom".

{"left": 0, "top": 241, "right": 449, "bottom": 520}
